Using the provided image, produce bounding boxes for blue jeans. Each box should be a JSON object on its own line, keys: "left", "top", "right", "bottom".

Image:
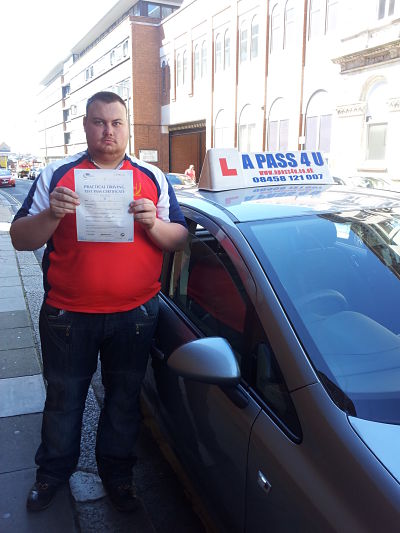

{"left": 36, "top": 295, "right": 159, "bottom": 486}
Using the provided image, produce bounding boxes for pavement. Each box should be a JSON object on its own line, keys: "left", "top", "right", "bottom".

{"left": 0, "top": 192, "right": 206, "bottom": 533}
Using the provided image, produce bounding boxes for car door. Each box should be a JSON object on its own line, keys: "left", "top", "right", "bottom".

{"left": 146, "top": 213, "right": 262, "bottom": 533}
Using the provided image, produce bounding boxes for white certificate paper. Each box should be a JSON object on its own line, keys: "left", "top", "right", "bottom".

{"left": 75, "top": 169, "right": 134, "bottom": 242}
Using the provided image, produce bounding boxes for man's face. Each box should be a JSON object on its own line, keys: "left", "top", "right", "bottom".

{"left": 83, "top": 100, "right": 129, "bottom": 163}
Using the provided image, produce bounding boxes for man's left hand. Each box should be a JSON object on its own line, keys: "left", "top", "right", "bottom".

{"left": 129, "top": 199, "right": 156, "bottom": 229}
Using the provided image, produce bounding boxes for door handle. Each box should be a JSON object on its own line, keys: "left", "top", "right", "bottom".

{"left": 257, "top": 470, "right": 271, "bottom": 494}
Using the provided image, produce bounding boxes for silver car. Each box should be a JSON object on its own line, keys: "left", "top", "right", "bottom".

{"left": 143, "top": 157, "right": 400, "bottom": 532}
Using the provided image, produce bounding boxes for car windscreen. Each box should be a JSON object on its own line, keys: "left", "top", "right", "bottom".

{"left": 241, "top": 210, "right": 400, "bottom": 424}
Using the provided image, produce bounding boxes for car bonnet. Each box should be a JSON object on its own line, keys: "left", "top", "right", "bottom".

{"left": 349, "top": 416, "right": 400, "bottom": 484}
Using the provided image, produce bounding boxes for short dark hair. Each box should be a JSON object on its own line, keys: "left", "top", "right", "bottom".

{"left": 85, "top": 91, "right": 127, "bottom": 116}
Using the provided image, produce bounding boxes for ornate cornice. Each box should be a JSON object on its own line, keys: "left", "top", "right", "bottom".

{"left": 333, "top": 40, "right": 400, "bottom": 73}
{"left": 169, "top": 121, "right": 206, "bottom": 132}
{"left": 336, "top": 102, "right": 367, "bottom": 117}
{"left": 388, "top": 98, "right": 400, "bottom": 111}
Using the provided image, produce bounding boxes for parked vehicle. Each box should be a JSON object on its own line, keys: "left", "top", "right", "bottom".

{"left": 143, "top": 149, "right": 400, "bottom": 533}
{"left": 166, "top": 172, "right": 197, "bottom": 189}
{"left": 0, "top": 169, "right": 15, "bottom": 187}
{"left": 28, "top": 167, "right": 42, "bottom": 180}
{"left": 17, "top": 162, "right": 30, "bottom": 178}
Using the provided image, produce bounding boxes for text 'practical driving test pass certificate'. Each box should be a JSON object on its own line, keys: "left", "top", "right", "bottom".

{"left": 74, "top": 169, "right": 134, "bottom": 242}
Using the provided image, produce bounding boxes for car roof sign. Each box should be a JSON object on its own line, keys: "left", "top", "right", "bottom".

{"left": 198, "top": 148, "right": 334, "bottom": 191}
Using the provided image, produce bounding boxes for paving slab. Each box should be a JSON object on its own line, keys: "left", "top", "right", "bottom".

{"left": 0, "top": 285, "right": 24, "bottom": 299}
{"left": 0, "top": 263, "right": 19, "bottom": 278}
{"left": 0, "top": 310, "right": 30, "bottom": 329}
{"left": 0, "top": 326, "right": 34, "bottom": 350}
{"left": 0, "top": 250, "right": 16, "bottom": 261}
{"left": 0, "top": 296, "right": 26, "bottom": 312}
{"left": 0, "top": 346, "right": 41, "bottom": 378}
{"left": 0, "top": 276, "right": 20, "bottom": 287}
{"left": 0, "top": 375, "right": 45, "bottom": 417}
{"left": 0, "top": 413, "right": 42, "bottom": 473}
{"left": 0, "top": 468, "right": 77, "bottom": 533}
{"left": 0, "top": 241, "right": 13, "bottom": 251}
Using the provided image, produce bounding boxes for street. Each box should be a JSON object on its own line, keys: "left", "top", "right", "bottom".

{"left": 0, "top": 179, "right": 206, "bottom": 533}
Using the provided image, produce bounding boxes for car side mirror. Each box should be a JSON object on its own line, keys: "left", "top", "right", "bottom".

{"left": 167, "top": 337, "right": 240, "bottom": 385}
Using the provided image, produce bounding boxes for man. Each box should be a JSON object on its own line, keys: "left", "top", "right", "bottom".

{"left": 10, "top": 91, "right": 188, "bottom": 513}
{"left": 184, "top": 164, "right": 196, "bottom": 182}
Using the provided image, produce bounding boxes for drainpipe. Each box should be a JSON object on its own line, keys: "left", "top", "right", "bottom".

{"left": 298, "top": 0, "right": 308, "bottom": 149}
{"left": 262, "top": 0, "right": 270, "bottom": 150}
{"left": 233, "top": 1, "right": 239, "bottom": 147}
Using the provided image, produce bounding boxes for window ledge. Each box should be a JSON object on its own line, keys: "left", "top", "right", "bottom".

{"left": 357, "top": 163, "right": 388, "bottom": 173}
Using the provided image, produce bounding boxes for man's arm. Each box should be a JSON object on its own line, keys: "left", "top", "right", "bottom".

{"left": 146, "top": 218, "right": 188, "bottom": 251}
{"left": 10, "top": 187, "right": 80, "bottom": 251}
{"left": 130, "top": 198, "right": 188, "bottom": 251}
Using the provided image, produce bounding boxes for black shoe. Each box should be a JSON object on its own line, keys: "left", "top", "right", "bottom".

{"left": 26, "top": 481, "right": 59, "bottom": 512}
{"left": 104, "top": 482, "right": 140, "bottom": 513}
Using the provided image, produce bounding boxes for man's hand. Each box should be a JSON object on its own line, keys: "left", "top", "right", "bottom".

{"left": 50, "top": 187, "right": 80, "bottom": 219}
{"left": 129, "top": 198, "right": 156, "bottom": 229}
{"left": 129, "top": 198, "right": 188, "bottom": 252}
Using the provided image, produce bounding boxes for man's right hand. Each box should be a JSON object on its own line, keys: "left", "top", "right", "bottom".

{"left": 50, "top": 186, "right": 80, "bottom": 219}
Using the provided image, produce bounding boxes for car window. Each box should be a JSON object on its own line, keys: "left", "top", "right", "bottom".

{"left": 169, "top": 227, "right": 247, "bottom": 356}
{"left": 242, "top": 210, "right": 400, "bottom": 424}
{"left": 167, "top": 221, "right": 301, "bottom": 438}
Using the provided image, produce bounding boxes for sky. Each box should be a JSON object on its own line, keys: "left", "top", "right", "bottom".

{"left": 0, "top": 0, "right": 117, "bottom": 155}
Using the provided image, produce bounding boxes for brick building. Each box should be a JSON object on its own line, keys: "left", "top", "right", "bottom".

{"left": 38, "top": 0, "right": 182, "bottom": 168}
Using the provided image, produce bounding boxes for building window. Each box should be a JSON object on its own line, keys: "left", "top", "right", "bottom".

{"left": 90, "top": 65, "right": 94, "bottom": 78}
{"left": 183, "top": 50, "right": 188, "bottom": 85}
{"left": 270, "top": 5, "right": 282, "bottom": 52}
{"left": 305, "top": 90, "right": 332, "bottom": 153}
{"left": 201, "top": 41, "right": 207, "bottom": 77}
{"left": 162, "top": 6, "right": 174, "bottom": 18}
{"left": 284, "top": 0, "right": 295, "bottom": 48}
{"left": 214, "top": 109, "right": 230, "bottom": 147}
{"left": 305, "top": 113, "right": 332, "bottom": 151}
{"left": 62, "top": 84, "right": 70, "bottom": 98}
{"left": 366, "top": 81, "right": 388, "bottom": 160}
{"left": 240, "top": 22, "right": 248, "bottom": 62}
{"left": 326, "top": 0, "right": 338, "bottom": 32}
{"left": 85, "top": 68, "right": 90, "bottom": 81}
{"left": 194, "top": 44, "right": 200, "bottom": 80}
{"left": 123, "top": 39, "right": 129, "bottom": 57}
{"left": 251, "top": 16, "right": 259, "bottom": 59}
{"left": 267, "top": 98, "right": 290, "bottom": 151}
{"left": 147, "top": 3, "right": 161, "bottom": 18}
{"left": 238, "top": 105, "right": 257, "bottom": 152}
{"left": 378, "top": 0, "right": 395, "bottom": 19}
{"left": 176, "top": 53, "right": 182, "bottom": 86}
{"left": 318, "top": 114, "right": 332, "bottom": 152}
{"left": 309, "top": 0, "right": 323, "bottom": 39}
{"left": 110, "top": 50, "right": 116, "bottom": 66}
{"left": 215, "top": 33, "right": 222, "bottom": 72}
{"left": 224, "top": 30, "right": 230, "bottom": 69}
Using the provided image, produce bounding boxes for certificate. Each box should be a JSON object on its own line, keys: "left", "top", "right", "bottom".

{"left": 75, "top": 169, "right": 134, "bottom": 242}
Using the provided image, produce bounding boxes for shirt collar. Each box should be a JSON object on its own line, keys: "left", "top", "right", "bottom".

{"left": 86, "top": 150, "right": 127, "bottom": 170}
